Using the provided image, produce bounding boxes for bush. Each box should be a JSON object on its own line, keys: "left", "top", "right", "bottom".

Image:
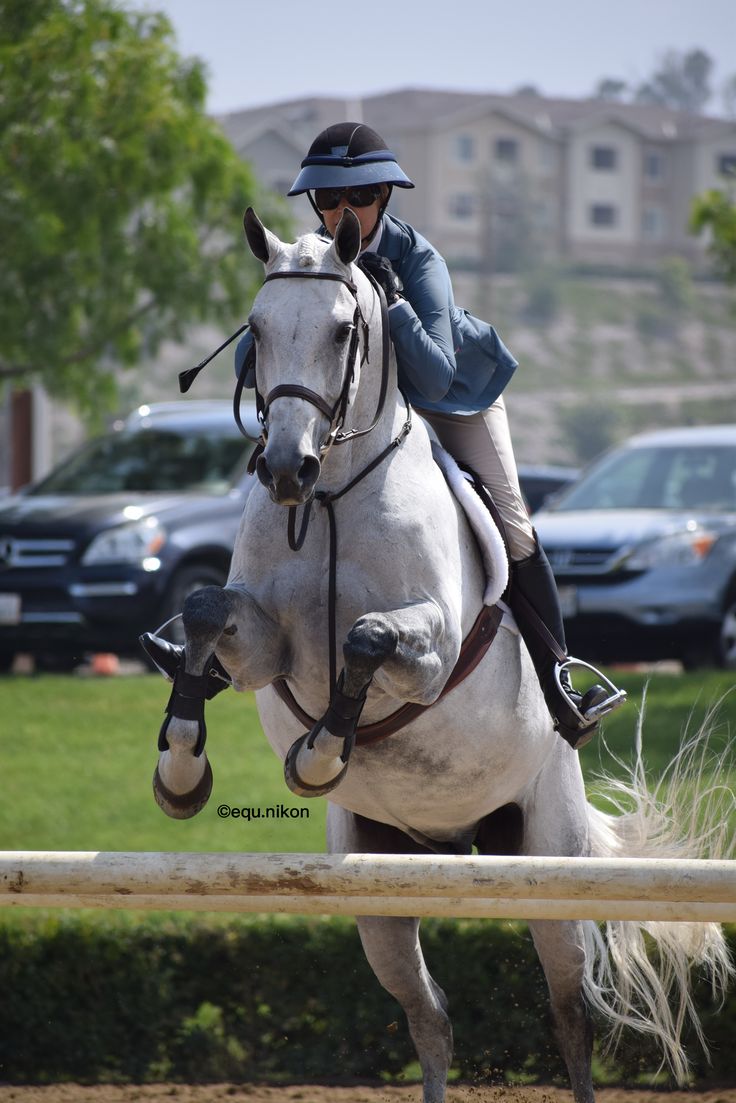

{"left": 0, "top": 913, "right": 733, "bottom": 1086}
{"left": 657, "top": 256, "right": 696, "bottom": 313}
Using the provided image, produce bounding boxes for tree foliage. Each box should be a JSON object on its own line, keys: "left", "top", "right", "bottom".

{"left": 593, "top": 48, "right": 716, "bottom": 114}
{"left": 635, "top": 48, "right": 713, "bottom": 113}
{"left": 0, "top": 0, "right": 288, "bottom": 412}
{"left": 593, "top": 78, "right": 628, "bottom": 103}
{"left": 690, "top": 187, "right": 736, "bottom": 286}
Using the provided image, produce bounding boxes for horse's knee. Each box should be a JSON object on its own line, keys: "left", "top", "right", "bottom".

{"left": 343, "top": 613, "right": 398, "bottom": 691}
{"left": 182, "top": 585, "right": 233, "bottom": 670}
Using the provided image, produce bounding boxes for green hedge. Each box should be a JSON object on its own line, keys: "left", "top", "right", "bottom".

{"left": 1, "top": 913, "right": 734, "bottom": 1086}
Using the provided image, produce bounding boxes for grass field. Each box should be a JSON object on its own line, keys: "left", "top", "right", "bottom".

{"left": 1, "top": 667, "right": 734, "bottom": 856}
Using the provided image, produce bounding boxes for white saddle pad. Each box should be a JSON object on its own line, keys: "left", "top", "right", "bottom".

{"left": 431, "top": 442, "right": 509, "bottom": 608}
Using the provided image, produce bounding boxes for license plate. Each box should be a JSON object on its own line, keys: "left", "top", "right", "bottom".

{"left": 557, "top": 585, "right": 578, "bottom": 619}
{"left": 0, "top": 593, "right": 21, "bottom": 626}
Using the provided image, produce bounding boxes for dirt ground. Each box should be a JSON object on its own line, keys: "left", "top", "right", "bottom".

{"left": 2, "top": 1087, "right": 736, "bottom": 1103}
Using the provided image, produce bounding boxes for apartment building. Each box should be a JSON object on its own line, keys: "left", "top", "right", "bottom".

{"left": 219, "top": 88, "right": 736, "bottom": 271}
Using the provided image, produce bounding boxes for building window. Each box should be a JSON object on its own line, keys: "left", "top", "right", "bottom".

{"left": 454, "top": 134, "right": 475, "bottom": 162}
{"left": 642, "top": 206, "right": 665, "bottom": 239}
{"left": 494, "top": 137, "right": 518, "bottom": 162}
{"left": 590, "top": 203, "right": 617, "bottom": 227}
{"left": 644, "top": 151, "right": 664, "bottom": 180}
{"left": 717, "top": 153, "right": 736, "bottom": 177}
{"left": 448, "top": 193, "right": 476, "bottom": 220}
{"left": 590, "top": 145, "right": 617, "bottom": 170}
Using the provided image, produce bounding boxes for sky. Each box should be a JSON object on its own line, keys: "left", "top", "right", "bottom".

{"left": 143, "top": 0, "right": 736, "bottom": 116}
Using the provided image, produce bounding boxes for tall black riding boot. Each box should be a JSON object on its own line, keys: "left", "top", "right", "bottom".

{"left": 508, "top": 543, "right": 618, "bottom": 749}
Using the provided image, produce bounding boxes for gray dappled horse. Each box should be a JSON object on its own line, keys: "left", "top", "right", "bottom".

{"left": 150, "top": 208, "right": 731, "bottom": 1103}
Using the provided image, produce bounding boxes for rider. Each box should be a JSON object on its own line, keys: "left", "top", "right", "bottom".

{"left": 143, "top": 122, "right": 624, "bottom": 749}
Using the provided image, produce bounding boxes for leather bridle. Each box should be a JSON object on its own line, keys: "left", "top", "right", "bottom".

{"left": 238, "top": 267, "right": 391, "bottom": 458}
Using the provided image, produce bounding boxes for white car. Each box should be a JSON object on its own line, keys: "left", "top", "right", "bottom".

{"left": 534, "top": 425, "right": 736, "bottom": 669}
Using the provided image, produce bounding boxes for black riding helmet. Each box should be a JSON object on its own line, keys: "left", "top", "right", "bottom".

{"left": 289, "top": 122, "right": 414, "bottom": 240}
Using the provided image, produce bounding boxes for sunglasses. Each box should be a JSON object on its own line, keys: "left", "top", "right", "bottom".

{"left": 314, "top": 185, "right": 382, "bottom": 211}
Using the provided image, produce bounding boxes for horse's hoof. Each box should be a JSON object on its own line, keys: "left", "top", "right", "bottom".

{"left": 153, "top": 758, "right": 213, "bottom": 819}
{"left": 283, "top": 732, "right": 349, "bottom": 798}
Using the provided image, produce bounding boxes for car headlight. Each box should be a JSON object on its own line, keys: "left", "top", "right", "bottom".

{"left": 82, "top": 518, "right": 166, "bottom": 565}
{"left": 624, "top": 527, "right": 717, "bottom": 570}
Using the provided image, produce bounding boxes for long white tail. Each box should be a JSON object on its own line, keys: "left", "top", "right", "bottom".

{"left": 583, "top": 691, "right": 735, "bottom": 1082}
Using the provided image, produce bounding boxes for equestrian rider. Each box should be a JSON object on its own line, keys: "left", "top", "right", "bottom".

{"left": 143, "top": 122, "right": 625, "bottom": 749}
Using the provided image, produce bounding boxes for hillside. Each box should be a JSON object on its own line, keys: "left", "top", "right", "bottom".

{"left": 453, "top": 269, "right": 736, "bottom": 465}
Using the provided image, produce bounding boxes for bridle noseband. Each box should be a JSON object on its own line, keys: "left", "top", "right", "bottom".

{"left": 252, "top": 268, "right": 390, "bottom": 457}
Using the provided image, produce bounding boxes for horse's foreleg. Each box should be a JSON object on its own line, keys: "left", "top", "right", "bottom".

{"left": 154, "top": 584, "right": 282, "bottom": 818}
{"left": 285, "top": 601, "right": 453, "bottom": 796}
{"left": 528, "top": 920, "right": 595, "bottom": 1103}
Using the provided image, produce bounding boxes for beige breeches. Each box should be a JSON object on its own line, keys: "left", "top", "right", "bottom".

{"left": 418, "top": 397, "right": 536, "bottom": 562}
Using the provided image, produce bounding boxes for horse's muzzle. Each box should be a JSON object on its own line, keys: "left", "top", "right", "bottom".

{"left": 256, "top": 452, "right": 321, "bottom": 505}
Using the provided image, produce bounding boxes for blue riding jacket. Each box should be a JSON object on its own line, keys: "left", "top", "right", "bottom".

{"left": 234, "top": 213, "right": 518, "bottom": 415}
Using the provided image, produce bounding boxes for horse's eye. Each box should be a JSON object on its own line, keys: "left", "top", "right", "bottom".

{"left": 336, "top": 323, "right": 353, "bottom": 345}
{"left": 249, "top": 321, "right": 261, "bottom": 341}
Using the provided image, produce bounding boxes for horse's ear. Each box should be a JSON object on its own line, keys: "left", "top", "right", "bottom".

{"left": 333, "top": 208, "right": 362, "bottom": 266}
{"left": 243, "top": 207, "right": 273, "bottom": 263}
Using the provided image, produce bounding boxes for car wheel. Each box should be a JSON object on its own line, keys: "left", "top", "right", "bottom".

{"left": 155, "top": 563, "right": 229, "bottom": 648}
{"left": 718, "top": 595, "right": 736, "bottom": 669}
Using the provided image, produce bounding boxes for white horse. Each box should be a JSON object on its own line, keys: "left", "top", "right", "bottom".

{"left": 151, "top": 208, "right": 731, "bottom": 1103}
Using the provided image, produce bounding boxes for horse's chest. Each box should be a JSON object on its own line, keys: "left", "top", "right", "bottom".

{"left": 241, "top": 519, "right": 431, "bottom": 626}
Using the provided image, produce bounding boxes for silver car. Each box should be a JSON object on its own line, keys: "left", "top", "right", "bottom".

{"left": 534, "top": 425, "right": 736, "bottom": 669}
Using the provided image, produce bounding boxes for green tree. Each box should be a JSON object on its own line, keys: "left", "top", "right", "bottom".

{"left": 593, "top": 49, "right": 718, "bottom": 114}
{"left": 593, "top": 78, "right": 629, "bottom": 102}
{"left": 0, "top": 0, "right": 287, "bottom": 413}
{"left": 690, "top": 188, "right": 736, "bottom": 286}
{"left": 635, "top": 48, "right": 713, "bottom": 113}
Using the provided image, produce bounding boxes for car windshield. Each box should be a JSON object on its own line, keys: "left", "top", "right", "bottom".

{"left": 553, "top": 444, "right": 736, "bottom": 512}
{"left": 29, "top": 427, "right": 251, "bottom": 496}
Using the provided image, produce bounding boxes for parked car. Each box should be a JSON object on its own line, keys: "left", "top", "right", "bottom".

{"left": 517, "top": 464, "right": 580, "bottom": 514}
{"left": 0, "top": 395, "right": 595, "bottom": 672}
{"left": 0, "top": 401, "right": 258, "bottom": 671}
{"left": 534, "top": 425, "right": 736, "bottom": 669}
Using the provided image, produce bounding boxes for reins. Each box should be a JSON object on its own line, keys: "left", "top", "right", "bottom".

{"left": 257, "top": 266, "right": 411, "bottom": 696}
{"left": 287, "top": 404, "right": 412, "bottom": 696}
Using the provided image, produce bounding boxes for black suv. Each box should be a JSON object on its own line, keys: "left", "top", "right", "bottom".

{"left": 0, "top": 401, "right": 258, "bottom": 671}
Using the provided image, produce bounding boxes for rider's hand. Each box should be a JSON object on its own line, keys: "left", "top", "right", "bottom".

{"left": 359, "top": 253, "right": 403, "bottom": 306}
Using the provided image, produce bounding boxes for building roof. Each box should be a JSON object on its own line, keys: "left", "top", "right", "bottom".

{"left": 219, "top": 87, "right": 735, "bottom": 151}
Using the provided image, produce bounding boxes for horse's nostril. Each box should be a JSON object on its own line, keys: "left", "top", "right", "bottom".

{"left": 255, "top": 455, "right": 272, "bottom": 488}
{"left": 299, "top": 455, "right": 321, "bottom": 488}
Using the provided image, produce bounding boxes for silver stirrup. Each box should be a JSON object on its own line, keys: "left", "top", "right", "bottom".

{"left": 554, "top": 658, "right": 627, "bottom": 725}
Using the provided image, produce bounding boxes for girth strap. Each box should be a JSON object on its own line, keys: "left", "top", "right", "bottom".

{"left": 271, "top": 602, "right": 504, "bottom": 747}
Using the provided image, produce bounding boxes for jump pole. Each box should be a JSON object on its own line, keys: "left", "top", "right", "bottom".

{"left": 1, "top": 852, "right": 735, "bottom": 922}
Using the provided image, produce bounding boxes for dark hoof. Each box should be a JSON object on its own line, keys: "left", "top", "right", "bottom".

{"left": 283, "top": 732, "right": 349, "bottom": 798}
{"left": 153, "top": 758, "right": 213, "bottom": 819}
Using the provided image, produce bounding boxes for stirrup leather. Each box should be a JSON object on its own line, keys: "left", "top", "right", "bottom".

{"left": 554, "top": 659, "right": 627, "bottom": 726}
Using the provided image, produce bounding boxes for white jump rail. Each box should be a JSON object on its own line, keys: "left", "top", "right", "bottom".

{"left": 1, "top": 852, "right": 735, "bottom": 922}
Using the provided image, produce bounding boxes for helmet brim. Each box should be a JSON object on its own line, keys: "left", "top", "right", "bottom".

{"left": 288, "top": 160, "right": 414, "bottom": 196}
